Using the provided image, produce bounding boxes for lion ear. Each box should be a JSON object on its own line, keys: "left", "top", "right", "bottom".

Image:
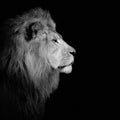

{"left": 24, "top": 22, "right": 44, "bottom": 42}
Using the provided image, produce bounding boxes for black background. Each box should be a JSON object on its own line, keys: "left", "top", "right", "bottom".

{"left": 0, "top": 0, "right": 108, "bottom": 120}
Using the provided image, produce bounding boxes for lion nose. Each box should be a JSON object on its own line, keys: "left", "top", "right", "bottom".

{"left": 68, "top": 46, "right": 76, "bottom": 55}
{"left": 70, "top": 50, "right": 76, "bottom": 55}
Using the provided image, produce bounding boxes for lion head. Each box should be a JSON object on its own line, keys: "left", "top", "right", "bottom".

{"left": 0, "top": 8, "right": 75, "bottom": 119}
{"left": 26, "top": 30, "right": 75, "bottom": 77}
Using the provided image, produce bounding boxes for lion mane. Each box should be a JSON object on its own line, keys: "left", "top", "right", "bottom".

{"left": 0, "top": 8, "right": 75, "bottom": 120}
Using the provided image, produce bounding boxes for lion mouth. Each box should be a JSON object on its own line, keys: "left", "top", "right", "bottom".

{"left": 58, "top": 63, "right": 73, "bottom": 74}
{"left": 58, "top": 64, "right": 71, "bottom": 69}
{"left": 58, "top": 58, "right": 74, "bottom": 69}
{"left": 58, "top": 59, "right": 74, "bottom": 69}
{"left": 58, "top": 65, "right": 67, "bottom": 69}
{"left": 57, "top": 57, "right": 74, "bottom": 73}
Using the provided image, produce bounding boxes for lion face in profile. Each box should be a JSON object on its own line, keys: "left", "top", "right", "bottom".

{"left": 27, "top": 31, "right": 75, "bottom": 76}
{"left": 0, "top": 8, "right": 75, "bottom": 119}
{"left": 45, "top": 32, "right": 75, "bottom": 73}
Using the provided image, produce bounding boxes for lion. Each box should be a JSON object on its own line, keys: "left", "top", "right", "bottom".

{"left": 0, "top": 8, "right": 75, "bottom": 120}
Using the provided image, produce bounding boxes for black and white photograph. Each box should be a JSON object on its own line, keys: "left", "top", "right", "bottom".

{"left": 0, "top": 1, "right": 81, "bottom": 120}
{"left": 0, "top": 0, "right": 109, "bottom": 120}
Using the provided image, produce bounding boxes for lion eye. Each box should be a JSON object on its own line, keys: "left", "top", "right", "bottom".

{"left": 52, "top": 39, "right": 59, "bottom": 43}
